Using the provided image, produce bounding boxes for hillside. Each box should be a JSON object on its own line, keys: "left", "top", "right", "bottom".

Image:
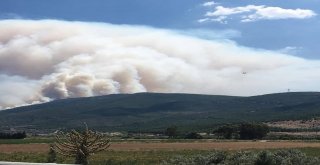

{"left": 0, "top": 92, "right": 320, "bottom": 132}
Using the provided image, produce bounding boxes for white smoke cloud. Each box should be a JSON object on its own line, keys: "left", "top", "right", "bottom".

{"left": 0, "top": 19, "right": 319, "bottom": 109}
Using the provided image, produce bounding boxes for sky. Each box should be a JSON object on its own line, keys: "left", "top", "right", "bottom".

{"left": 0, "top": 0, "right": 319, "bottom": 109}
{"left": 1, "top": 0, "right": 319, "bottom": 58}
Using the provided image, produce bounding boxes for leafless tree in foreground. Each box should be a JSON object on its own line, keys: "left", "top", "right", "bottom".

{"left": 53, "top": 124, "right": 110, "bottom": 165}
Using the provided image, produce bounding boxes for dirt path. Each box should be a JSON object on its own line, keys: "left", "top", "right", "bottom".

{"left": 1, "top": 141, "right": 320, "bottom": 153}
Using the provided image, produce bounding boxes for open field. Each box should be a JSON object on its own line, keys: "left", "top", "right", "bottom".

{"left": 2, "top": 141, "right": 320, "bottom": 153}
{"left": 0, "top": 150, "right": 214, "bottom": 164}
{"left": 2, "top": 141, "right": 320, "bottom": 164}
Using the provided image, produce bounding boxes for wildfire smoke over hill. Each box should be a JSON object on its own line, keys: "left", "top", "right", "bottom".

{"left": 0, "top": 19, "right": 319, "bottom": 109}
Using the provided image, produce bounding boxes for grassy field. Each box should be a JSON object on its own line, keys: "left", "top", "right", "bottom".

{"left": 1, "top": 138, "right": 320, "bottom": 164}
{"left": 1, "top": 149, "right": 320, "bottom": 165}
{"left": 0, "top": 150, "right": 214, "bottom": 164}
{"left": 3, "top": 141, "right": 320, "bottom": 153}
{"left": 0, "top": 137, "right": 55, "bottom": 144}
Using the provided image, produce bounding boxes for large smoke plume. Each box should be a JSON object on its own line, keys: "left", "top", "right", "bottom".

{"left": 0, "top": 19, "right": 319, "bottom": 109}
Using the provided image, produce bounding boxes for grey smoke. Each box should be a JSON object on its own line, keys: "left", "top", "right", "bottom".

{"left": 0, "top": 19, "right": 319, "bottom": 109}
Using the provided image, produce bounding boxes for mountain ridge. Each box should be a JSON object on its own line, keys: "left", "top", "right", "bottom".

{"left": 0, "top": 92, "right": 320, "bottom": 132}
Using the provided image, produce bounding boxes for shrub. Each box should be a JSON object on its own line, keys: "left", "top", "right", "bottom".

{"left": 47, "top": 144, "right": 57, "bottom": 163}
{"left": 226, "top": 151, "right": 257, "bottom": 165}
{"left": 272, "top": 149, "right": 318, "bottom": 165}
{"left": 162, "top": 151, "right": 227, "bottom": 165}
{"left": 162, "top": 149, "right": 320, "bottom": 165}
{"left": 185, "top": 132, "right": 203, "bottom": 139}
{"left": 53, "top": 124, "right": 110, "bottom": 165}
{"left": 255, "top": 151, "right": 273, "bottom": 165}
{"left": 205, "top": 151, "right": 227, "bottom": 164}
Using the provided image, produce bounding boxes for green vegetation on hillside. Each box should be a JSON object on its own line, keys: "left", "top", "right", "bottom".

{"left": 0, "top": 92, "right": 320, "bottom": 132}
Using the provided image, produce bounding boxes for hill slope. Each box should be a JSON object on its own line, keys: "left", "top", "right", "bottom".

{"left": 0, "top": 92, "right": 320, "bottom": 132}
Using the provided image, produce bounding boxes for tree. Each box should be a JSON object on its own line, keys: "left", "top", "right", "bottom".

{"left": 165, "top": 126, "right": 178, "bottom": 138}
{"left": 53, "top": 124, "right": 110, "bottom": 165}
{"left": 0, "top": 131, "right": 27, "bottom": 139}
{"left": 239, "top": 123, "right": 269, "bottom": 140}
{"left": 214, "top": 124, "right": 237, "bottom": 139}
{"left": 185, "top": 132, "right": 203, "bottom": 139}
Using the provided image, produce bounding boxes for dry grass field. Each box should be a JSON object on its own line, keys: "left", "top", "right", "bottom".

{"left": 1, "top": 141, "right": 320, "bottom": 153}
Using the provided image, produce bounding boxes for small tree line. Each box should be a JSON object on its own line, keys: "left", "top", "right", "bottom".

{"left": 0, "top": 131, "right": 26, "bottom": 139}
{"left": 165, "top": 122, "right": 270, "bottom": 140}
{"left": 214, "top": 122, "right": 270, "bottom": 139}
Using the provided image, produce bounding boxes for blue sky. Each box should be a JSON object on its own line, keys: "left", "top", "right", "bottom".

{"left": 1, "top": 0, "right": 319, "bottom": 59}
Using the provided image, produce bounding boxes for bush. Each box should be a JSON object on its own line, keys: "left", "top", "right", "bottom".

{"left": 255, "top": 151, "right": 273, "bottom": 165}
{"left": 162, "top": 151, "right": 227, "bottom": 165}
{"left": 185, "top": 132, "right": 203, "bottom": 139}
{"left": 47, "top": 144, "right": 57, "bottom": 163}
{"left": 226, "top": 151, "right": 257, "bottom": 165}
{"left": 206, "top": 151, "right": 227, "bottom": 164}
{"left": 272, "top": 149, "right": 318, "bottom": 165}
{"left": 162, "top": 150, "right": 320, "bottom": 165}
